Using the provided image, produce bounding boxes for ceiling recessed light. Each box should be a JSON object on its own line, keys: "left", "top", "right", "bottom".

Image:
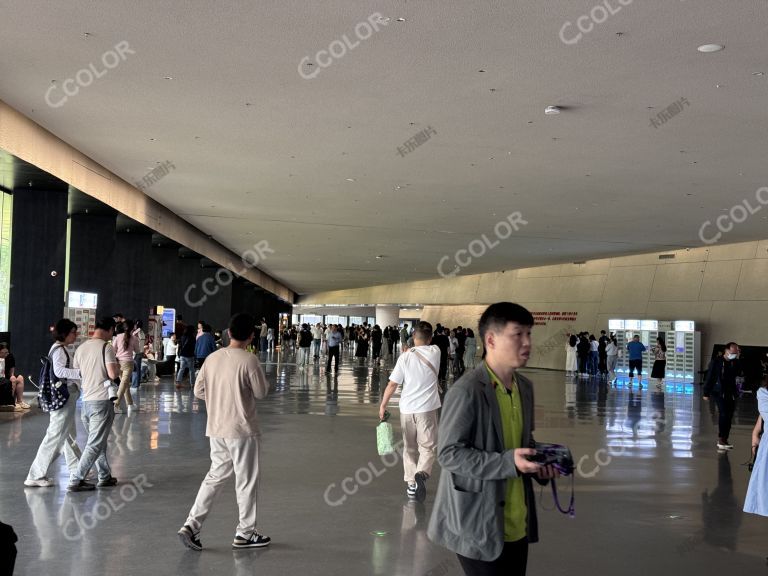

{"left": 478, "top": 69, "right": 486, "bottom": 73}
{"left": 697, "top": 44, "right": 724, "bottom": 53}
{"left": 346, "top": 178, "right": 355, "bottom": 182}
{"left": 544, "top": 105, "right": 561, "bottom": 115}
{"left": 752, "top": 72, "right": 765, "bottom": 76}
{"left": 396, "top": 17, "right": 406, "bottom": 22}
{"left": 375, "top": 255, "right": 386, "bottom": 259}
{"left": 163, "top": 76, "right": 173, "bottom": 80}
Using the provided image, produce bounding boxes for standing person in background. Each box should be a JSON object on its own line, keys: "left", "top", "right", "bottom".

{"left": 177, "top": 313, "right": 270, "bottom": 551}
{"left": 588, "top": 335, "right": 599, "bottom": 376}
{"left": 606, "top": 336, "right": 619, "bottom": 384}
{"left": 25, "top": 319, "right": 82, "bottom": 487}
{"left": 259, "top": 319, "right": 268, "bottom": 353}
{"left": 463, "top": 329, "right": 477, "bottom": 370}
{"left": 626, "top": 334, "right": 647, "bottom": 387}
{"left": 703, "top": 342, "right": 742, "bottom": 450}
{"left": 355, "top": 326, "right": 369, "bottom": 361}
{"left": 432, "top": 326, "right": 450, "bottom": 382}
{"left": 311, "top": 323, "right": 323, "bottom": 359}
{"left": 598, "top": 335, "right": 608, "bottom": 379}
{"left": 378, "top": 321, "right": 441, "bottom": 502}
{"left": 177, "top": 325, "right": 197, "bottom": 389}
{"left": 131, "top": 320, "right": 146, "bottom": 390}
{"left": 399, "top": 324, "right": 409, "bottom": 356}
{"left": 455, "top": 326, "right": 466, "bottom": 377}
{"left": 163, "top": 333, "right": 178, "bottom": 377}
{"left": 576, "top": 334, "right": 590, "bottom": 378}
{"left": 113, "top": 319, "right": 139, "bottom": 414}
{"left": 565, "top": 334, "right": 578, "bottom": 376}
{"left": 267, "top": 327, "right": 275, "bottom": 353}
{"left": 297, "top": 324, "right": 313, "bottom": 369}
{"left": 371, "top": 325, "right": 383, "bottom": 366}
{"left": 195, "top": 324, "right": 217, "bottom": 369}
{"left": 650, "top": 337, "right": 667, "bottom": 390}
{"left": 326, "top": 325, "right": 343, "bottom": 375}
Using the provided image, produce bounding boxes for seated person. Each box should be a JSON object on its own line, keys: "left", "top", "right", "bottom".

{"left": 142, "top": 344, "right": 159, "bottom": 382}
{"left": 0, "top": 342, "right": 29, "bottom": 411}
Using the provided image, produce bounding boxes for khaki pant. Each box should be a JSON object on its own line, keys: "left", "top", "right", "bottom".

{"left": 114, "top": 361, "right": 134, "bottom": 408}
{"left": 185, "top": 436, "right": 261, "bottom": 537}
{"left": 400, "top": 410, "right": 438, "bottom": 483}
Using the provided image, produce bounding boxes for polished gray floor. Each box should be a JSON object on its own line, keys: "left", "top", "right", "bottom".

{"left": 1, "top": 348, "right": 765, "bottom": 575}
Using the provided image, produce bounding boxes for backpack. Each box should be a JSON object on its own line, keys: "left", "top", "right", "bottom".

{"left": 37, "top": 345, "right": 71, "bottom": 412}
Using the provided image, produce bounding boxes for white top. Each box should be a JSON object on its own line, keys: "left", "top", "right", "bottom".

{"left": 606, "top": 342, "right": 618, "bottom": 356}
{"left": 389, "top": 345, "right": 442, "bottom": 415}
{"left": 590, "top": 340, "right": 599, "bottom": 352}
{"left": 311, "top": 326, "right": 323, "bottom": 339}
{"left": 164, "top": 338, "right": 178, "bottom": 356}
{"left": 74, "top": 339, "right": 118, "bottom": 401}
{"left": 49, "top": 343, "right": 81, "bottom": 384}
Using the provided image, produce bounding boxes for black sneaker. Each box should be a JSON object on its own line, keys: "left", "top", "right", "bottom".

{"left": 67, "top": 480, "right": 96, "bottom": 492}
{"left": 414, "top": 471, "right": 428, "bottom": 502}
{"left": 178, "top": 525, "right": 202, "bottom": 551}
{"left": 97, "top": 476, "right": 118, "bottom": 487}
{"left": 232, "top": 532, "right": 271, "bottom": 549}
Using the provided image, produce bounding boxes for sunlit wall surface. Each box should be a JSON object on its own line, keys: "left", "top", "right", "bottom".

{"left": 0, "top": 192, "right": 12, "bottom": 331}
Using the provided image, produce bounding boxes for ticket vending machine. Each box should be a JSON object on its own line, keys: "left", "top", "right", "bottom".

{"left": 64, "top": 291, "right": 98, "bottom": 348}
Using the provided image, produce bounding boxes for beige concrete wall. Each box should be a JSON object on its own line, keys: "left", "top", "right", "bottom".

{"left": 301, "top": 242, "right": 768, "bottom": 371}
{"left": 0, "top": 99, "right": 294, "bottom": 302}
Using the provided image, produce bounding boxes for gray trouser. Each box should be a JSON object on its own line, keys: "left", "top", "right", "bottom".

{"left": 70, "top": 400, "right": 114, "bottom": 483}
{"left": 186, "top": 436, "right": 261, "bottom": 537}
{"left": 27, "top": 385, "right": 82, "bottom": 481}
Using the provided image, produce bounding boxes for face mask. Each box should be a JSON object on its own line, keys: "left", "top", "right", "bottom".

{"left": 726, "top": 353, "right": 737, "bottom": 360}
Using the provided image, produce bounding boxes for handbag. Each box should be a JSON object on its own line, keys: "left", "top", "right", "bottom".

{"left": 376, "top": 410, "right": 397, "bottom": 456}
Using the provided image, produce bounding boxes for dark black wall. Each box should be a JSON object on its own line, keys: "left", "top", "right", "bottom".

{"left": 111, "top": 230, "right": 152, "bottom": 324}
{"left": 69, "top": 213, "right": 116, "bottom": 319}
{"left": 231, "top": 281, "right": 291, "bottom": 330}
{"left": 148, "top": 248, "right": 233, "bottom": 333}
{"left": 9, "top": 189, "right": 68, "bottom": 372}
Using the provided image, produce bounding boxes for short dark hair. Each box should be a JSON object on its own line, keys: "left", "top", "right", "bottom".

{"left": 725, "top": 341, "right": 738, "bottom": 351}
{"left": 96, "top": 316, "right": 116, "bottom": 331}
{"left": 229, "top": 313, "right": 255, "bottom": 341}
{"left": 478, "top": 302, "right": 534, "bottom": 341}
{"left": 54, "top": 319, "right": 78, "bottom": 342}
{"left": 0, "top": 341, "right": 8, "bottom": 352}
{"left": 413, "top": 321, "right": 433, "bottom": 342}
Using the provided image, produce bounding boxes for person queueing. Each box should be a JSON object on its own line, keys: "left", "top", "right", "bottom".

{"left": 626, "top": 334, "right": 647, "bottom": 387}
{"left": 67, "top": 317, "right": 120, "bottom": 492}
{"left": 178, "top": 313, "right": 271, "bottom": 551}
{"left": 25, "top": 319, "right": 82, "bottom": 487}
{"left": 744, "top": 380, "right": 768, "bottom": 531}
{"left": 378, "top": 321, "right": 441, "bottom": 502}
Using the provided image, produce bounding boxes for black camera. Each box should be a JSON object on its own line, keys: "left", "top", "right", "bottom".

{"left": 527, "top": 442, "right": 574, "bottom": 476}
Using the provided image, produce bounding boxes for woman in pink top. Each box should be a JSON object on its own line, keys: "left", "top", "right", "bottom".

{"left": 113, "top": 319, "right": 140, "bottom": 414}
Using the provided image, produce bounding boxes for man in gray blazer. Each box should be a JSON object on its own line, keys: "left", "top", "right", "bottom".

{"left": 427, "top": 302, "right": 556, "bottom": 575}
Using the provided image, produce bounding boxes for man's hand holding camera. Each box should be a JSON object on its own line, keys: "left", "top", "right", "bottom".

{"left": 514, "top": 448, "right": 560, "bottom": 479}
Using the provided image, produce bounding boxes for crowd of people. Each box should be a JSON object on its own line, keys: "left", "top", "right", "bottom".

{"left": 564, "top": 330, "right": 668, "bottom": 389}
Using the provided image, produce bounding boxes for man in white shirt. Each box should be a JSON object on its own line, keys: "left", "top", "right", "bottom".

{"left": 68, "top": 317, "right": 120, "bottom": 492}
{"left": 311, "top": 323, "right": 323, "bottom": 359}
{"left": 378, "top": 321, "right": 441, "bottom": 502}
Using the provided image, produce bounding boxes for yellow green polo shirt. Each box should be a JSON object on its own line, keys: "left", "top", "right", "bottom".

{"left": 486, "top": 362, "right": 527, "bottom": 541}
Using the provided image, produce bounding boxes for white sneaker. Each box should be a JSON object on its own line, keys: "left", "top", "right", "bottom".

{"left": 127, "top": 405, "right": 138, "bottom": 415}
{"left": 24, "top": 478, "right": 55, "bottom": 487}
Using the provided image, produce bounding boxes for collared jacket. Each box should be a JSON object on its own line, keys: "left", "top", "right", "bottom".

{"left": 427, "top": 364, "right": 542, "bottom": 561}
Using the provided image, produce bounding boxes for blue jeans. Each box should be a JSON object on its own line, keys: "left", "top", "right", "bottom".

{"left": 131, "top": 353, "right": 142, "bottom": 388}
{"left": 176, "top": 356, "right": 196, "bottom": 386}
{"left": 260, "top": 336, "right": 268, "bottom": 352}
{"left": 312, "top": 339, "right": 321, "bottom": 357}
{"left": 588, "top": 351, "right": 599, "bottom": 374}
{"left": 70, "top": 400, "right": 114, "bottom": 483}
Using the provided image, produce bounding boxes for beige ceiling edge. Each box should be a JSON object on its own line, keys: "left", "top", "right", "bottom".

{"left": 298, "top": 240, "right": 766, "bottom": 306}
{"left": 0, "top": 99, "right": 294, "bottom": 303}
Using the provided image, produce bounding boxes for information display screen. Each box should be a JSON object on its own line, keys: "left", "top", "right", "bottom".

{"left": 624, "top": 319, "right": 641, "bottom": 331}
{"left": 608, "top": 319, "right": 625, "bottom": 330}
{"left": 67, "top": 291, "right": 98, "bottom": 309}
{"left": 640, "top": 320, "right": 658, "bottom": 331}
{"left": 674, "top": 321, "right": 695, "bottom": 332}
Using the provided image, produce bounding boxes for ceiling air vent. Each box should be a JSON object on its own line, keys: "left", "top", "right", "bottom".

{"left": 658, "top": 254, "right": 676, "bottom": 260}
{"left": 573, "top": 261, "right": 586, "bottom": 265}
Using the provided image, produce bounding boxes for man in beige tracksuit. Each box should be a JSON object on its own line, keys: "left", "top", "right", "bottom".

{"left": 178, "top": 313, "right": 270, "bottom": 551}
{"left": 379, "top": 321, "right": 441, "bottom": 502}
